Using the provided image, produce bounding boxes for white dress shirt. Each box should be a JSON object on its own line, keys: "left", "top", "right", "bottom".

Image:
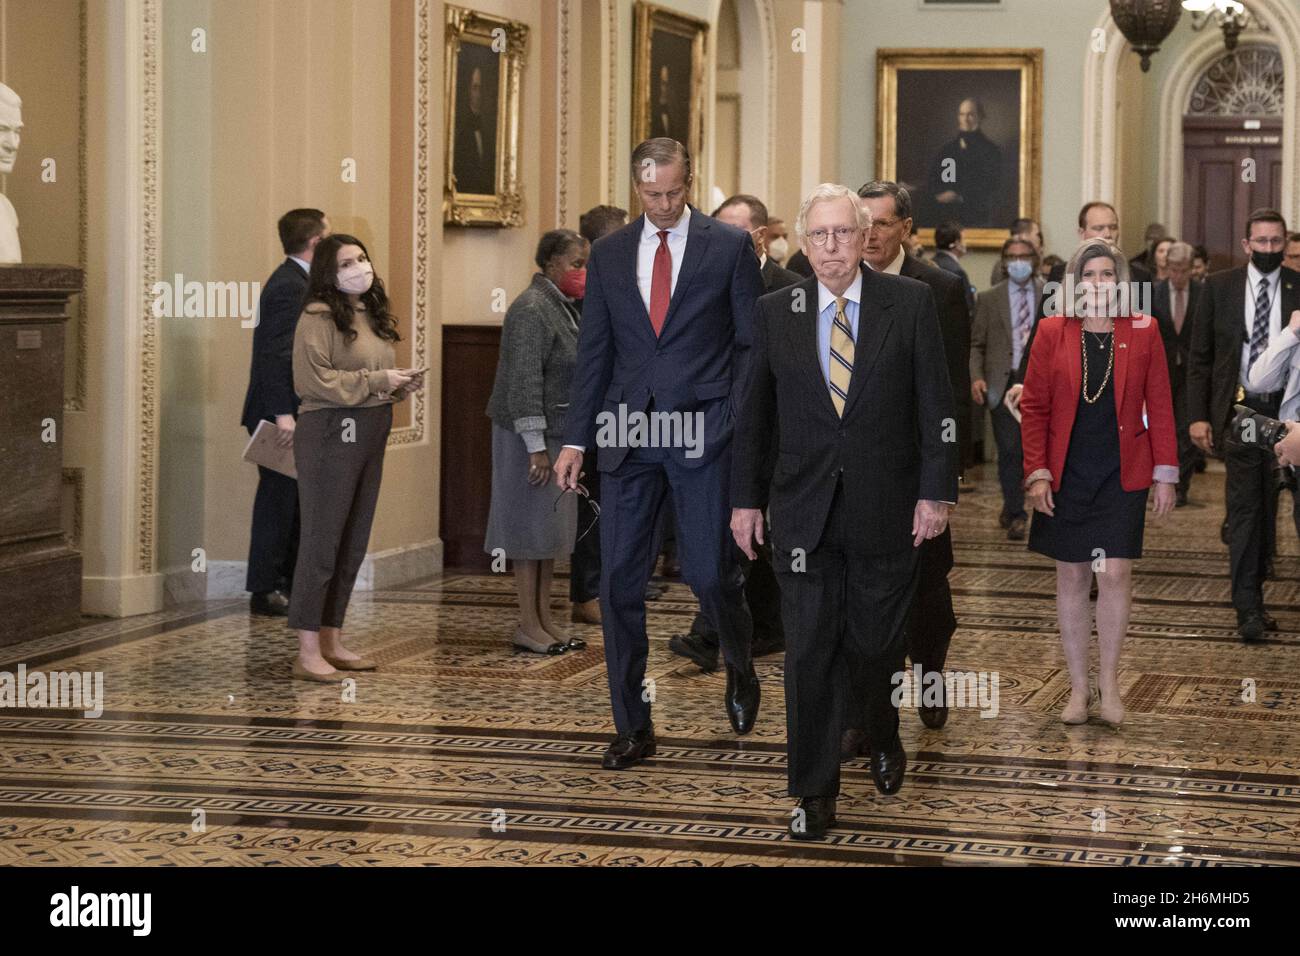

{"left": 1240, "top": 262, "right": 1284, "bottom": 385}
{"left": 1244, "top": 321, "right": 1300, "bottom": 420}
{"left": 290, "top": 255, "right": 311, "bottom": 275}
{"left": 637, "top": 205, "right": 690, "bottom": 312}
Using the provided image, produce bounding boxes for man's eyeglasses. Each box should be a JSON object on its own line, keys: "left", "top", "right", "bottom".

{"left": 555, "top": 482, "right": 600, "bottom": 544}
{"left": 806, "top": 226, "right": 861, "bottom": 246}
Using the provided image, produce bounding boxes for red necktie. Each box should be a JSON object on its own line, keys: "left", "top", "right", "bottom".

{"left": 650, "top": 230, "right": 672, "bottom": 337}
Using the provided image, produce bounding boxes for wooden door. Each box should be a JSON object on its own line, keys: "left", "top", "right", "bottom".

{"left": 1182, "top": 117, "right": 1283, "bottom": 272}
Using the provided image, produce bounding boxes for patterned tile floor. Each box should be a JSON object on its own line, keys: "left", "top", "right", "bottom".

{"left": 2, "top": 463, "right": 1299, "bottom": 866}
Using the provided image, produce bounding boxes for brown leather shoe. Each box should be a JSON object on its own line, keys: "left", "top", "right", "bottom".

{"left": 570, "top": 599, "right": 602, "bottom": 625}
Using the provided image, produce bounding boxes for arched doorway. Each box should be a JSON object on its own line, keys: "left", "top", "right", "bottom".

{"left": 1181, "top": 44, "right": 1284, "bottom": 270}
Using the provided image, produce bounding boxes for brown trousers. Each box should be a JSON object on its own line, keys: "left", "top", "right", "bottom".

{"left": 288, "top": 404, "right": 392, "bottom": 631}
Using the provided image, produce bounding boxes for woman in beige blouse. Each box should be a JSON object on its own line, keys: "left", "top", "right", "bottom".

{"left": 288, "top": 234, "right": 424, "bottom": 681}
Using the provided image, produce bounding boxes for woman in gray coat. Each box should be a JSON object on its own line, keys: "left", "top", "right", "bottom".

{"left": 485, "top": 229, "right": 589, "bottom": 653}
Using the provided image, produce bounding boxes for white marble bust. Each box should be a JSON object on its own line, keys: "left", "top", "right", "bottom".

{"left": 0, "top": 82, "right": 23, "bottom": 264}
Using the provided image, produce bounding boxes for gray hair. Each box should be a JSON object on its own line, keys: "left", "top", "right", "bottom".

{"left": 1067, "top": 237, "right": 1131, "bottom": 288}
{"left": 630, "top": 137, "right": 692, "bottom": 186}
{"left": 795, "top": 183, "right": 872, "bottom": 248}
{"left": 0, "top": 83, "right": 20, "bottom": 110}
{"left": 1165, "top": 240, "right": 1194, "bottom": 266}
{"left": 857, "top": 180, "right": 912, "bottom": 221}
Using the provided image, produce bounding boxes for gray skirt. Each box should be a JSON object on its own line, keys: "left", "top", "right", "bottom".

{"left": 484, "top": 424, "right": 577, "bottom": 561}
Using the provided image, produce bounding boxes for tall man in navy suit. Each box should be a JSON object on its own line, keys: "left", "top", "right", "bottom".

{"left": 240, "top": 208, "right": 330, "bottom": 616}
{"left": 554, "top": 138, "right": 764, "bottom": 769}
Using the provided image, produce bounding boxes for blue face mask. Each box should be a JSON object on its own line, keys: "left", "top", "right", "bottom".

{"left": 1006, "top": 260, "right": 1034, "bottom": 283}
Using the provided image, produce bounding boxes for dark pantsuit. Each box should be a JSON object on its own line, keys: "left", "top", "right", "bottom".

{"left": 1225, "top": 419, "right": 1280, "bottom": 615}
{"left": 568, "top": 448, "right": 602, "bottom": 604}
{"left": 779, "top": 486, "right": 920, "bottom": 798}
{"left": 245, "top": 454, "right": 300, "bottom": 595}
{"left": 989, "top": 401, "right": 1025, "bottom": 521}
{"left": 288, "top": 405, "right": 392, "bottom": 631}
{"left": 599, "top": 443, "right": 752, "bottom": 734}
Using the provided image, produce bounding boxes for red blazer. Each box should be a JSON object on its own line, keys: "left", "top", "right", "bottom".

{"left": 1021, "top": 314, "right": 1178, "bottom": 493}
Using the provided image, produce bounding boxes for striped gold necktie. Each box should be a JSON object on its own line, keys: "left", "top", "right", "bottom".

{"left": 829, "top": 296, "right": 854, "bottom": 417}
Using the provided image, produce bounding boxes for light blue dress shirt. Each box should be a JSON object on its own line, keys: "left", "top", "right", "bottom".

{"left": 815, "top": 271, "right": 862, "bottom": 386}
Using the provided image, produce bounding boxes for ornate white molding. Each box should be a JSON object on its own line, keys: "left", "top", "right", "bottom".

{"left": 1080, "top": 12, "right": 1126, "bottom": 206}
{"left": 136, "top": 0, "right": 161, "bottom": 574}
{"left": 390, "top": 0, "right": 430, "bottom": 448}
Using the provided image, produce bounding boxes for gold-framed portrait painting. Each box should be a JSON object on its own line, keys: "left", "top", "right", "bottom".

{"left": 632, "top": 2, "right": 708, "bottom": 209}
{"left": 443, "top": 5, "right": 528, "bottom": 227}
{"left": 876, "top": 48, "right": 1042, "bottom": 249}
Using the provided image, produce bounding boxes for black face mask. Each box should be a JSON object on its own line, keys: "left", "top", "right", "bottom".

{"left": 1251, "top": 249, "right": 1284, "bottom": 273}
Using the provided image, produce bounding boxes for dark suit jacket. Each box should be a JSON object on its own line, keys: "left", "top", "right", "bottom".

{"left": 761, "top": 255, "right": 802, "bottom": 292}
{"left": 563, "top": 207, "right": 764, "bottom": 472}
{"left": 932, "top": 249, "right": 976, "bottom": 314}
{"left": 899, "top": 254, "right": 971, "bottom": 450}
{"left": 786, "top": 249, "right": 814, "bottom": 278}
{"left": 241, "top": 258, "right": 309, "bottom": 431}
{"left": 1150, "top": 278, "right": 1202, "bottom": 385}
{"left": 732, "top": 264, "right": 958, "bottom": 555}
{"left": 1187, "top": 265, "right": 1300, "bottom": 453}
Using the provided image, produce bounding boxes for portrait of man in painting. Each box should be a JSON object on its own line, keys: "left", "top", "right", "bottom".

{"left": 452, "top": 40, "right": 500, "bottom": 197}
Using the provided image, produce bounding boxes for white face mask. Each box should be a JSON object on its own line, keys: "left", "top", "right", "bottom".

{"left": 768, "top": 237, "right": 790, "bottom": 263}
{"left": 337, "top": 261, "right": 374, "bottom": 295}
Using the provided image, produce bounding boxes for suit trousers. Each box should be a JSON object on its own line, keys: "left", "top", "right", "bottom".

{"left": 777, "top": 482, "right": 920, "bottom": 797}
{"left": 1225, "top": 433, "right": 1282, "bottom": 615}
{"left": 688, "top": 534, "right": 784, "bottom": 646}
{"left": 599, "top": 442, "right": 752, "bottom": 734}
{"left": 245, "top": 448, "right": 301, "bottom": 594}
{"left": 568, "top": 448, "right": 602, "bottom": 604}
{"left": 288, "top": 404, "right": 392, "bottom": 631}
{"left": 989, "top": 401, "right": 1026, "bottom": 521}
{"left": 1169, "top": 368, "right": 1201, "bottom": 496}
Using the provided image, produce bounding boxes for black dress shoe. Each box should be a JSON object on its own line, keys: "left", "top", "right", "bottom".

{"left": 1007, "top": 517, "right": 1027, "bottom": 541}
{"left": 250, "top": 590, "right": 290, "bottom": 617}
{"left": 601, "top": 725, "right": 656, "bottom": 770}
{"left": 668, "top": 632, "right": 719, "bottom": 672}
{"left": 1261, "top": 610, "right": 1279, "bottom": 632}
{"left": 790, "top": 796, "right": 837, "bottom": 841}
{"left": 1175, "top": 490, "right": 1188, "bottom": 507}
{"left": 645, "top": 582, "right": 666, "bottom": 601}
{"left": 725, "top": 662, "right": 760, "bottom": 735}
{"left": 840, "top": 728, "right": 869, "bottom": 763}
{"left": 564, "top": 635, "right": 588, "bottom": 651}
{"left": 1238, "top": 611, "right": 1266, "bottom": 644}
{"left": 869, "top": 737, "right": 907, "bottom": 795}
{"left": 918, "top": 704, "right": 948, "bottom": 729}
{"left": 751, "top": 632, "right": 786, "bottom": 657}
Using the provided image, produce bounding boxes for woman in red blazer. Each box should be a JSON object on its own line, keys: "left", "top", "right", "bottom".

{"left": 1020, "top": 238, "right": 1178, "bottom": 729}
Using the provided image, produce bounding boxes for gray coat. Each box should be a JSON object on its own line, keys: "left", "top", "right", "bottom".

{"left": 486, "top": 273, "right": 580, "bottom": 441}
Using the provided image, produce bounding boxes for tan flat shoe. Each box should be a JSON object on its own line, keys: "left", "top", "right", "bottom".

{"left": 512, "top": 627, "right": 566, "bottom": 655}
{"left": 323, "top": 655, "right": 377, "bottom": 671}
{"left": 292, "top": 661, "right": 345, "bottom": 683}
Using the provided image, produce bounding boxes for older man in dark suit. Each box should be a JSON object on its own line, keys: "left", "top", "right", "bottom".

{"left": 732, "top": 183, "right": 956, "bottom": 840}
{"left": 240, "top": 208, "right": 329, "bottom": 617}
{"left": 1151, "top": 240, "right": 1203, "bottom": 506}
{"left": 555, "top": 139, "right": 764, "bottom": 770}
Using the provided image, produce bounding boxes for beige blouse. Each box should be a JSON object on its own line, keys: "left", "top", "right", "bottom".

{"left": 292, "top": 304, "right": 398, "bottom": 414}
